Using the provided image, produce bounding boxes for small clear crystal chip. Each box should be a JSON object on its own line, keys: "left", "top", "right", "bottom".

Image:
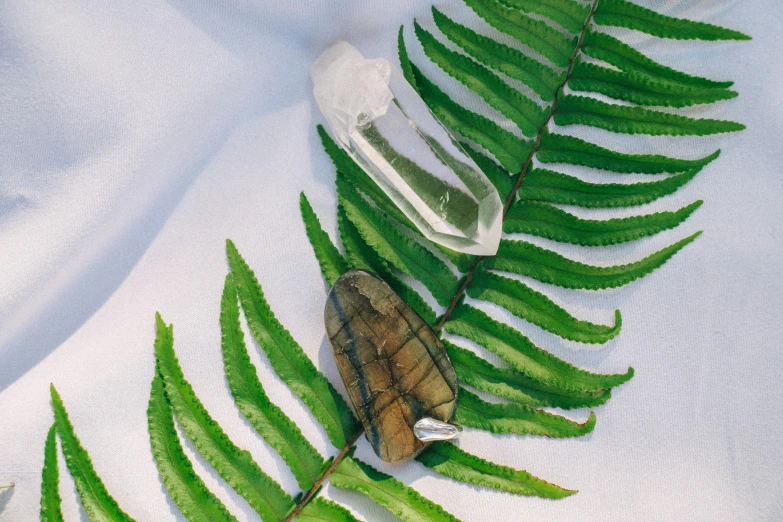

{"left": 413, "top": 417, "right": 461, "bottom": 442}
{"left": 311, "top": 40, "right": 502, "bottom": 255}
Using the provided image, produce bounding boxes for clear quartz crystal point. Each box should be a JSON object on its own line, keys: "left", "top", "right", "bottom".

{"left": 310, "top": 40, "right": 502, "bottom": 256}
{"left": 413, "top": 417, "right": 461, "bottom": 442}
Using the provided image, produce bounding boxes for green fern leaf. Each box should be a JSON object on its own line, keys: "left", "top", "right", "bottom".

{"left": 399, "top": 30, "right": 533, "bottom": 172}
{"left": 463, "top": 0, "right": 576, "bottom": 67}
{"left": 226, "top": 240, "right": 359, "bottom": 448}
{"left": 520, "top": 167, "right": 700, "bottom": 208}
{"left": 445, "top": 304, "right": 630, "bottom": 388}
{"left": 50, "top": 385, "right": 134, "bottom": 522}
{"left": 154, "top": 314, "right": 295, "bottom": 521}
{"left": 582, "top": 28, "right": 733, "bottom": 89}
{"left": 337, "top": 204, "right": 437, "bottom": 325}
{"left": 497, "top": 0, "right": 590, "bottom": 34}
{"left": 414, "top": 22, "right": 547, "bottom": 137}
{"left": 503, "top": 200, "right": 702, "bottom": 246}
{"left": 569, "top": 59, "right": 737, "bottom": 107}
{"left": 337, "top": 179, "right": 460, "bottom": 306}
{"left": 537, "top": 130, "right": 720, "bottom": 173}
{"left": 300, "top": 193, "right": 350, "bottom": 288}
{"left": 416, "top": 440, "right": 575, "bottom": 498}
{"left": 431, "top": 8, "right": 563, "bottom": 101}
{"left": 221, "top": 274, "right": 327, "bottom": 491}
{"left": 465, "top": 271, "right": 622, "bottom": 344}
{"left": 484, "top": 233, "right": 701, "bottom": 289}
{"left": 444, "top": 340, "right": 611, "bottom": 409}
{"left": 40, "top": 425, "right": 64, "bottom": 522}
{"left": 594, "top": 0, "right": 751, "bottom": 41}
{"left": 330, "top": 452, "right": 460, "bottom": 522}
{"left": 298, "top": 497, "right": 360, "bottom": 522}
{"left": 454, "top": 388, "right": 596, "bottom": 437}
{"left": 555, "top": 93, "right": 745, "bottom": 135}
{"left": 463, "top": 146, "right": 515, "bottom": 200}
{"left": 147, "top": 370, "right": 238, "bottom": 522}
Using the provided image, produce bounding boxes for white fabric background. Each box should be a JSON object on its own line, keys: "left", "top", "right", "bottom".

{"left": 1, "top": 0, "right": 781, "bottom": 520}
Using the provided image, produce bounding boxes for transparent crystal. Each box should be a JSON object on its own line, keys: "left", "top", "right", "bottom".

{"left": 413, "top": 417, "right": 461, "bottom": 442}
{"left": 311, "top": 40, "right": 502, "bottom": 255}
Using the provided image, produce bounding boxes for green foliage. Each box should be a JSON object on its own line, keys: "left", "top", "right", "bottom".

{"left": 147, "top": 371, "right": 238, "bottom": 522}
{"left": 154, "top": 314, "right": 294, "bottom": 521}
{"left": 220, "top": 274, "right": 326, "bottom": 491}
{"left": 466, "top": 270, "right": 622, "bottom": 344}
{"left": 443, "top": 340, "right": 612, "bottom": 409}
{"left": 503, "top": 200, "right": 702, "bottom": 246}
{"left": 445, "top": 305, "right": 630, "bottom": 388}
{"left": 484, "top": 233, "right": 702, "bottom": 289}
{"left": 432, "top": 8, "right": 562, "bottom": 101}
{"left": 415, "top": 22, "right": 547, "bottom": 137}
{"left": 454, "top": 388, "right": 597, "bottom": 437}
{"left": 298, "top": 498, "right": 360, "bottom": 522}
{"left": 226, "top": 239, "right": 359, "bottom": 448}
{"left": 582, "top": 28, "right": 733, "bottom": 89}
{"left": 497, "top": 0, "right": 590, "bottom": 34}
{"left": 331, "top": 452, "right": 460, "bottom": 522}
{"left": 39, "top": 1, "right": 748, "bottom": 521}
{"left": 300, "top": 193, "right": 349, "bottom": 288}
{"left": 463, "top": 0, "right": 575, "bottom": 67}
{"left": 555, "top": 94, "right": 745, "bottom": 135}
{"left": 40, "top": 425, "right": 64, "bottom": 522}
{"left": 337, "top": 178, "right": 460, "bottom": 305}
{"left": 519, "top": 167, "right": 701, "bottom": 207}
{"left": 537, "top": 130, "right": 720, "bottom": 174}
{"left": 50, "top": 385, "right": 134, "bottom": 521}
{"left": 594, "top": 0, "right": 751, "bottom": 41}
{"left": 417, "top": 441, "right": 575, "bottom": 498}
{"left": 569, "top": 59, "right": 737, "bottom": 107}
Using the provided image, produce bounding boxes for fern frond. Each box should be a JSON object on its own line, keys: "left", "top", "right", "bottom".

{"left": 50, "top": 385, "right": 134, "bottom": 521}
{"left": 337, "top": 205, "right": 437, "bottom": 326}
{"left": 330, "top": 452, "right": 460, "bottom": 522}
{"left": 454, "top": 388, "right": 596, "bottom": 437}
{"left": 300, "top": 193, "right": 349, "bottom": 288}
{"left": 582, "top": 29, "right": 733, "bottom": 88}
{"left": 154, "top": 314, "right": 294, "bottom": 521}
{"left": 445, "top": 305, "right": 630, "bottom": 389}
{"left": 569, "top": 59, "right": 737, "bottom": 107}
{"left": 147, "top": 371, "right": 238, "bottom": 522}
{"left": 484, "top": 233, "right": 701, "bottom": 289}
{"left": 221, "top": 274, "right": 327, "bottom": 491}
{"left": 555, "top": 94, "right": 745, "bottom": 135}
{"left": 519, "top": 167, "right": 700, "bottom": 208}
{"left": 466, "top": 271, "right": 622, "bottom": 344}
{"left": 226, "top": 240, "right": 359, "bottom": 448}
{"left": 463, "top": 0, "right": 575, "bottom": 67}
{"left": 497, "top": 0, "right": 590, "bottom": 34}
{"left": 337, "top": 180, "right": 460, "bottom": 305}
{"left": 443, "top": 340, "right": 611, "bottom": 409}
{"left": 417, "top": 441, "right": 575, "bottom": 498}
{"left": 463, "top": 146, "right": 515, "bottom": 199}
{"left": 40, "top": 425, "right": 64, "bottom": 522}
{"left": 399, "top": 31, "right": 533, "bottom": 172}
{"left": 415, "top": 22, "right": 547, "bottom": 137}
{"left": 432, "top": 8, "right": 562, "bottom": 101}
{"left": 594, "top": 0, "right": 751, "bottom": 41}
{"left": 537, "top": 130, "right": 720, "bottom": 173}
{"left": 503, "top": 200, "right": 702, "bottom": 246}
{"left": 298, "top": 497, "right": 360, "bottom": 522}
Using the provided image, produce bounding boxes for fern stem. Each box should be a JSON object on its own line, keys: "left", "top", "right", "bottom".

{"left": 288, "top": 3, "right": 601, "bottom": 516}
{"left": 435, "top": 0, "right": 600, "bottom": 334}
{"left": 283, "top": 430, "right": 363, "bottom": 522}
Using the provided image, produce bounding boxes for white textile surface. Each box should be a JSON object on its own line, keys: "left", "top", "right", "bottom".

{"left": 1, "top": 0, "right": 781, "bottom": 520}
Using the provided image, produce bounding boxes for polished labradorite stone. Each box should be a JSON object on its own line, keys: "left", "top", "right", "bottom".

{"left": 325, "top": 270, "right": 458, "bottom": 463}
